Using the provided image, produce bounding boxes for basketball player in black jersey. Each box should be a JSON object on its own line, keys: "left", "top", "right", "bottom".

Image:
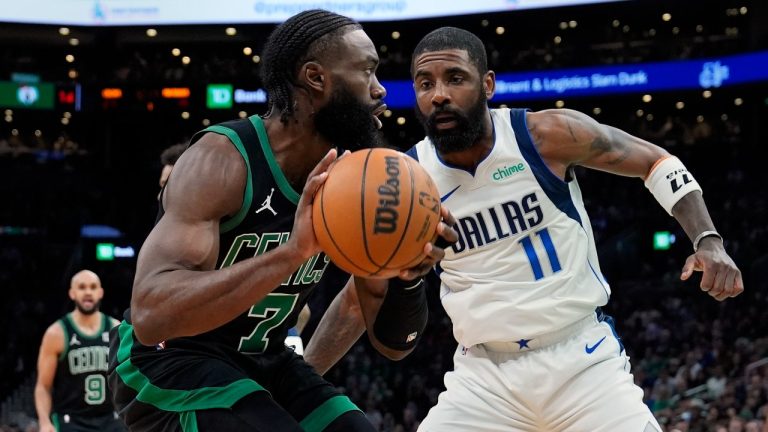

{"left": 35, "top": 270, "right": 125, "bottom": 432}
{"left": 108, "top": 9, "right": 457, "bottom": 432}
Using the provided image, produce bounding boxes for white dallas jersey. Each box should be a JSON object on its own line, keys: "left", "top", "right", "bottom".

{"left": 406, "top": 108, "right": 610, "bottom": 347}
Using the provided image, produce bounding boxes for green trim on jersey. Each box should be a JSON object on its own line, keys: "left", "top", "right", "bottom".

{"left": 179, "top": 411, "right": 198, "bottom": 432}
{"left": 249, "top": 116, "right": 300, "bottom": 205}
{"left": 204, "top": 125, "right": 255, "bottom": 234}
{"left": 299, "top": 395, "right": 361, "bottom": 432}
{"left": 114, "top": 321, "right": 267, "bottom": 412}
{"left": 57, "top": 312, "right": 106, "bottom": 361}
{"left": 57, "top": 319, "right": 70, "bottom": 362}
{"left": 65, "top": 312, "right": 107, "bottom": 340}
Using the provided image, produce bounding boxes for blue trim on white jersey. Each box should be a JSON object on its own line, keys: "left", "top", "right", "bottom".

{"left": 587, "top": 258, "right": 610, "bottom": 302}
{"left": 509, "top": 109, "right": 583, "bottom": 225}
{"left": 405, "top": 146, "right": 419, "bottom": 161}
{"left": 597, "top": 310, "right": 625, "bottom": 354}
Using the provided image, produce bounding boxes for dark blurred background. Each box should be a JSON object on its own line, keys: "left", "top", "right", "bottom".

{"left": 1, "top": 0, "right": 767, "bottom": 430}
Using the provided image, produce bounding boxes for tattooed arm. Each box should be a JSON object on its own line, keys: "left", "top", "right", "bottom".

{"left": 526, "top": 109, "right": 743, "bottom": 302}
{"left": 525, "top": 108, "right": 667, "bottom": 179}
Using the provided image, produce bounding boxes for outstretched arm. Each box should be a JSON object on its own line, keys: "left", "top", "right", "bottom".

{"left": 305, "top": 206, "right": 458, "bottom": 371}
{"left": 527, "top": 109, "right": 743, "bottom": 301}
{"left": 304, "top": 278, "right": 365, "bottom": 375}
{"left": 131, "top": 135, "right": 338, "bottom": 345}
{"left": 357, "top": 206, "right": 457, "bottom": 360}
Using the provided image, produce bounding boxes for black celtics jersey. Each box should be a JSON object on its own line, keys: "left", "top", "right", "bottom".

{"left": 54, "top": 313, "right": 116, "bottom": 417}
{"left": 155, "top": 115, "right": 331, "bottom": 355}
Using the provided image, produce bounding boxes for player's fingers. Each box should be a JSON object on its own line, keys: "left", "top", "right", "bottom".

{"left": 680, "top": 255, "right": 698, "bottom": 280}
{"left": 400, "top": 245, "right": 439, "bottom": 279}
{"left": 440, "top": 205, "right": 457, "bottom": 227}
{"left": 722, "top": 270, "right": 737, "bottom": 298}
{"left": 436, "top": 221, "right": 459, "bottom": 244}
{"left": 699, "top": 262, "right": 716, "bottom": 293}
{"left": 435, "top": 207, "right": 459, "bottom": 249}
{"left": 424, "top": 242, "right": 444, "bottom": 261}
{"left": 710, "top": 268, "right": 727, "bottom": 297}
{"left": 731, "top": 271, "right": 744, "bottom": 297}
{"left": 328, "top": 149, "right": 351, "bottom": 169}
{"left": 307, "top": 148, "right": 338, "bottom": 181}
{"left": 299, "top": 172, "right": 329, "bottom": 209}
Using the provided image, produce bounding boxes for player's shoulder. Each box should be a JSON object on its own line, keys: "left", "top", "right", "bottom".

{"left": 41, "top": 319, "right": 66, "bottom": 348}
{"left": 163, "top": 129, "right": 247, "bottom": 218}
{"left": 524, "top": 108, "right": 589, "bottom": 131}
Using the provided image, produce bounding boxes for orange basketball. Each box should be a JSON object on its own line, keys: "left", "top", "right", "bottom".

{"left": 312, "top": 148, "right": 441, "bottom": 279}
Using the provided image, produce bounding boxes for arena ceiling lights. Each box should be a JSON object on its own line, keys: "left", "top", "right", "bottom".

{"left": 0, "top": 0, "right": 625, "bottom": 26}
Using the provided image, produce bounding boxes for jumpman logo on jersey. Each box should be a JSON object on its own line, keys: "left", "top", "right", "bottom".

{"left": 70, "top": 334, "right": 81, "bottom": 346}
{"left": 256, "top": 188, "right": 277, "bottom": 216}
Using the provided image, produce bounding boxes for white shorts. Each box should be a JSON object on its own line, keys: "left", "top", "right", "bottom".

{"left": 418, "top": 315, "right": 661, "bottom": 432}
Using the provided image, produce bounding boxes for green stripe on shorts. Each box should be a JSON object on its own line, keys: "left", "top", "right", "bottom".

{"left": 51, "top": 413, "right": 60, "bottom": 432}
{"left": 115, "top": 321, "right": 266, "bottom": 412}
{"left": 299, "top": 395, "right": 361, "bottom": 432}
{"left": 180, "top": 411, "right": 198, "bottom": 432}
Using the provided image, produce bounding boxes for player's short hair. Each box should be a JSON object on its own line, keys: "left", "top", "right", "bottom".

{"left": 160, "top": 143, "right": 187, "bottom": 166}
{"left": 261, "top": 9, "right": 362, "bottom": 124}
{"left": 411, "top": 27, "right": 488, "bottom": 77}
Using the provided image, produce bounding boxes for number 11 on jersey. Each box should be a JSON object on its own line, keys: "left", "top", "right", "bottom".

{"left": 519, "top": 228, "right": 561, "bottom": 280}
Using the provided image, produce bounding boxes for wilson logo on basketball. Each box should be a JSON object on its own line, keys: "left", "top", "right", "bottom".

{"left": 374, "top": 156, "right": 401, "bottom": 234}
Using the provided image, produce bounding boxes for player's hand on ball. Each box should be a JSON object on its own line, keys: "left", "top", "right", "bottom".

{"left": 680, "top": 238, "right": 744, "bottom": 301}
{"left": 289, "top": 148, "right": 340, "bottom": 261}
{"left": 399, "top": 205, "right": 458, "bottom": 280}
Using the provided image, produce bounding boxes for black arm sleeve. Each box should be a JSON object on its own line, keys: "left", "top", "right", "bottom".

{"left": 372, "top": 277, "right": 428, "bottom": 351}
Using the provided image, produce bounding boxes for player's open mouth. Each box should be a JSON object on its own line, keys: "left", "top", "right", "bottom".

{"left": 433, "top": 113, "right": 457, "bottom": 129}
{"left": 372, "top": 104, "right": 387, "bottom": 130}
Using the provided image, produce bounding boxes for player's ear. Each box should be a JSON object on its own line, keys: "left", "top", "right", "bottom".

{"left": 302, "top": 61, "right": 326, "bottom": 93}
{"left": 484, "top": 70, "right": 496, "bottom": 99}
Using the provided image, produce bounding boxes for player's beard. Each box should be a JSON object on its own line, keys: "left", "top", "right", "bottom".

{"left": 75, "top": 300, "right": 100, "bottom": 315}
{"left": 415, "top": 88, "right": 487, "bottom": 154}
{"left": 314, "top": 83, "right": 385, "bottom": 151}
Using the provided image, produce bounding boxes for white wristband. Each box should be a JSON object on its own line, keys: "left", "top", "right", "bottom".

{"left": 693, "top": 230, "right": 723, "bottom": 252}
{"left": 644, "top": 156, "right": 702, "bottom": 216}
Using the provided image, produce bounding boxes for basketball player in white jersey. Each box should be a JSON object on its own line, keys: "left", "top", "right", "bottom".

{"left": 305, "top": 27, "right": 743, "bottom": 431}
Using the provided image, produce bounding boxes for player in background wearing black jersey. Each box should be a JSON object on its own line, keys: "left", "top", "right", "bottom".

{"left": 35, "top": 270, "right": 124, "bottom": 432}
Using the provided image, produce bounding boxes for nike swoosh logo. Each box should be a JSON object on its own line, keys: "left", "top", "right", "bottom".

{"left": 440, "top": 185, "right": 461, "bottom": 202}
{"left": 585, "top": 336, "right": 607, "bottom": 354}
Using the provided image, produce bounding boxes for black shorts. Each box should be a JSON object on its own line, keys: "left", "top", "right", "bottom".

{"left": 108, "top": 322, "right": 367, "bottom": 432}
{"left": 52, "top": 412, "right": 126, "bottom": 432}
